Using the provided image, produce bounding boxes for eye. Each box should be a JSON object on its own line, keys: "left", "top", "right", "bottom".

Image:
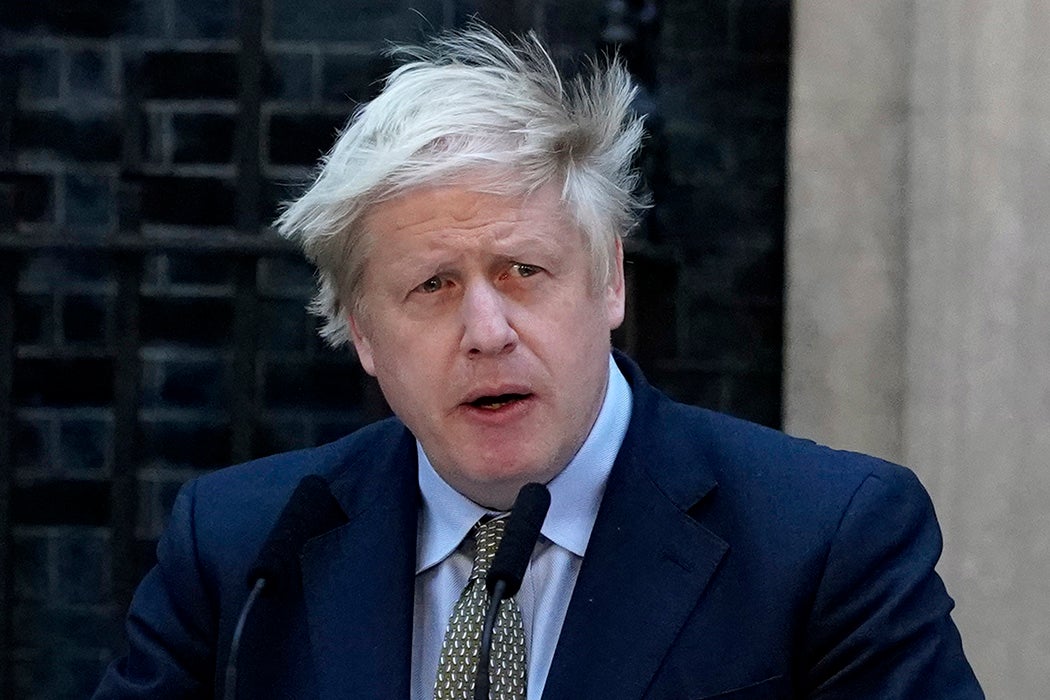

{"left": 511, "top": 262, "right": 540, "bottom": 278}
{"left": 415, "top": 276, "right": 444, "bottom": 294}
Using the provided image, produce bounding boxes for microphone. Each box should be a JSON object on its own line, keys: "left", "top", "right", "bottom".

{"left": 245, "top": 475, "right": 348, "bottom": 596}
{"left": 474, "top": 483, "right": 551, "bottom": 700}
{"left": 225, "top": 475, "right": 348, "bottom": 700}
{"left": 486, "top": 483, "right": 551, "bottom": 597}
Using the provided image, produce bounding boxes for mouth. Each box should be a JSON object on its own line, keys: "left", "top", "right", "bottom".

{"left": 467, "top": 392, "right": 532, "bottom": 410}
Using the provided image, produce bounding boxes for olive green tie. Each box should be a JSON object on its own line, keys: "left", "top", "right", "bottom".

{"left": 434, "top": 517, "right": 527, "bottom": 700}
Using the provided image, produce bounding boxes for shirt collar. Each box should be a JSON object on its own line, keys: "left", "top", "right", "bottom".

{"left": 416, "top": 354, "right": 632, "bottom": 573}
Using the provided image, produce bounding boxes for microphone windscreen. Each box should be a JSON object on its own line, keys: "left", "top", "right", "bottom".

{"left": 246, "top": 475, "right": 348, "bottom": 596}
{"left": 486, "top": 483, "right": 551, "bottom": 598}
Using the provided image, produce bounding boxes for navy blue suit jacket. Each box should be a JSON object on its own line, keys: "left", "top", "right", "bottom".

{"left": 94, "top": 354, "right": 982, "bottom": 698}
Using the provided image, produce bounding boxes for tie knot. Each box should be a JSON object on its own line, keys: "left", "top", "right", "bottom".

{"left": 470, "top": 516, "right": 507, "bottom": 581}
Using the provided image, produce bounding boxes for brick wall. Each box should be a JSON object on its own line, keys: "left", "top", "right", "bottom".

{"left": 0, "top": 1, "right": 790, "bottom": 696}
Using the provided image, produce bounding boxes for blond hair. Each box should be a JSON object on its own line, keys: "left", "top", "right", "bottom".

{"left": 275, "top": 24, "right": 647, "bottom": 346}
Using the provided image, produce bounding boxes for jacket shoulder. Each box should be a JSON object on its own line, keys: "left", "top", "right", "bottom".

{"left": 169, "top": 418, "right": 410, "bottom": 592}
{"left": 652, "top": 389, "right": 916, "bottom": 497}
{"left": 196, "top": 416, "right": 407, "bottom": 494}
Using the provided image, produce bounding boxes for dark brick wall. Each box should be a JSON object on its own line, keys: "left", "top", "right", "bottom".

{"left": 0, "top": 1, "right": 790, "bottom": 697}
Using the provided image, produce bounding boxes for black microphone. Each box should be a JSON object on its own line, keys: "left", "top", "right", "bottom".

{"left": 225, "top": 475, "right": 348, "bottom": 700}
{"left": 474, "top": 483, "right": 551, "bottom": 700}
{"left": 245, "top": 475, "right": 348, "bottom": 596}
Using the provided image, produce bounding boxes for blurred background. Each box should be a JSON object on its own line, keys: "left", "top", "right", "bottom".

{"left": 0, "top": 1, "right": 1046, "bottom": 698}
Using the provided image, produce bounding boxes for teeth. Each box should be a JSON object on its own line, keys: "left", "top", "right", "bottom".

{"left": 472, "top": 393, "right": 525, "bottom": 409}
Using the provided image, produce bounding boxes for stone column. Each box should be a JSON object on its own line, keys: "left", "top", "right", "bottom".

{"left": 784, "top": 1, "right": 911, "bottom": 462}
{"left": 787, "top": 1, "right": 1050, "bottom": 698}
{"left": 904, "top": 1, "right": 1050, "bottom": 695}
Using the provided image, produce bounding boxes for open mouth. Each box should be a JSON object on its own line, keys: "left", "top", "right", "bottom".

{"left": 469, "top": 393, "right": 531, "bottom": 410}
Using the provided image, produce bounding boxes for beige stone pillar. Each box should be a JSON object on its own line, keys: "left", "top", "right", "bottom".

{"left": 784, "top": 1, "right": 911, "bottom": 462}
{"left": 787, "top": 2, "right": 1050, "bottom": 698}
{"left": 904, "top": 2, "right": 1050, "bottom": 695}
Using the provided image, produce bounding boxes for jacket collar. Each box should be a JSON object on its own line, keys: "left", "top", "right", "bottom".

{"left": 298, "top": 352, "right": 729, "bottom": 700}
{"left": 541, "top": 352, "right": 728, "bottom": 699}
{"left": 300, "top": 424, "right": 419, "bottom": 699}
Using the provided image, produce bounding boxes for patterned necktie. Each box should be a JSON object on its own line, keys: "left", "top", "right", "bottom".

{"left": 434, "top": 516, "right": 528, "bottom": 700}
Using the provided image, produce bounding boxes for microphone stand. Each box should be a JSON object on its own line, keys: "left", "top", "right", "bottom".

{"left": 222, "top": 475, "right": 347, "bottom": 700}
{"left": 472, "top": 482, "right": 550, "bottom": 699}
{"left": 474, "top": 579, "right": 509, "bottom": 700}
{"left": 224, "top": 578, "right": 266, "bottom": 700}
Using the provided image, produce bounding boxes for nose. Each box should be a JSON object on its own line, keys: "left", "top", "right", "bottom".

{"left": 459, "top": 281, "right": 518, "bottom": 357}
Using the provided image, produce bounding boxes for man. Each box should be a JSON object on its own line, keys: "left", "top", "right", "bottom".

{"left": 94, "top": 26, "right": 982, "bottom": 699}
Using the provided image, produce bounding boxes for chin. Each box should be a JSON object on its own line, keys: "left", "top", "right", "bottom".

{"left": 459, "top": 463, "right": 553, "bottom": 509}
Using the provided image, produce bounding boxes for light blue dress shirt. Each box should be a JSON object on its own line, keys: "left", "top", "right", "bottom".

{"left": 411, "top": 354, "right": 632, "bottom": 700}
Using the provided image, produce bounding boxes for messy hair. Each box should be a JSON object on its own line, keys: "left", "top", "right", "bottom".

{"left": 275, "top": 23, "right": 647, "bottom": 346}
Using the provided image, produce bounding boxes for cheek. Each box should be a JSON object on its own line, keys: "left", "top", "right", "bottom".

{"left": 367, "top": 320, "right": 448, "bottom": 387}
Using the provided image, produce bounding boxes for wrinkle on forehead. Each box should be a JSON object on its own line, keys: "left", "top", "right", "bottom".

{"left": 362, "top": 181, "right": 569, "bottom": 244}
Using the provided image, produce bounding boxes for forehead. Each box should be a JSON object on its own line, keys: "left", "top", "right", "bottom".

{"left": 360, "top": 180, "right": 572, "bottom": 245}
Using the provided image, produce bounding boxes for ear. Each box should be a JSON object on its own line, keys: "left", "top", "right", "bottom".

{"left": 348, "top": 315, "right": 377, "bottom": 376}
{"left": 605, "top": 237, "right": 626, "bottom": 330}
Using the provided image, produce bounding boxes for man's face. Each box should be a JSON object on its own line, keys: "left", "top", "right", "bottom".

{"left": 348, "top": 181, "right": 625, "bottom": 509}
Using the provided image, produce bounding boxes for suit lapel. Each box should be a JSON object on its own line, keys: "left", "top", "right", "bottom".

{"left": 543, "top": 356, "right": 729, "bottom": 700}
{"left": 294, "top": 357, "right": 730, "bottom": 700}
{"left": 300, "top": 425, "right": 419, "bottom": 700}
